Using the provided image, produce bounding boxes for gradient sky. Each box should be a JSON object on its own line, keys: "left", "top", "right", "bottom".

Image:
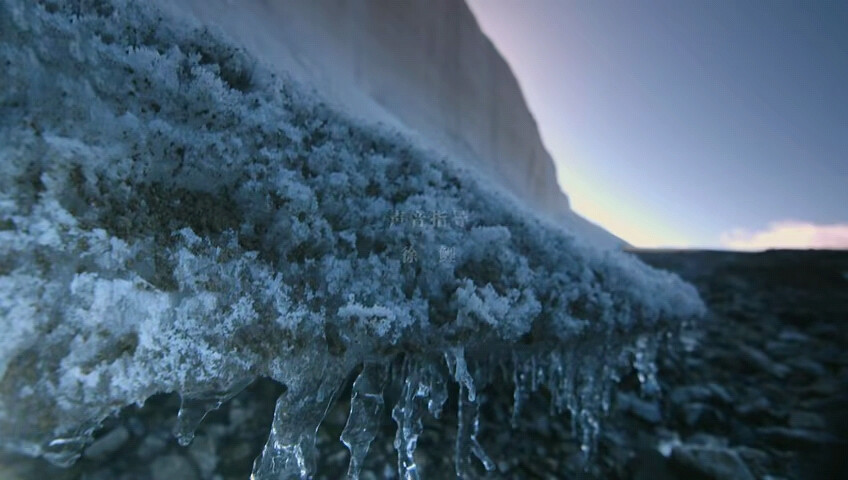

{"left": 466, "top": 0, "right": 848, "bottom": 249}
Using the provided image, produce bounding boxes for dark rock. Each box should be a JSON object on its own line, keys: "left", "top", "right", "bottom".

{"left": 670, "top": 385, "right": 720, "bottom": 405}
{"left": 617, "top": 392, "right": 663, "bottom": 424}
{"left": 126, "top": 417, "right": 146, "bottom": 437}
{"left": 735, "top": 396, "right": 774, "bottom": 420}
{"left": 787, "top": 357, "right": 828, "bottom": 378}
{"left": 737, "top": 345, "right": 791, "bottom": 379}
{"left": 735, "top": 446, "right": 770, "bottom": 470}
{"left": 787, "top": 411, "right": 826, "bottom": 430}
{"left": 149, "top": 454, "right": 198, "bottom": 480}
{"left": 686, "top": 433, "right": 729, "bottom": 448}
{"left": 137, "top": 432, "right": 169, "bottom": 460}
{"left": 671, "top": 445, "right": 756, "bottom": 480}
{"left": 729, "top": 419, "right": 759, "bottom": 446}
{"left": 756, "top": 426, "right": 842, "bottom": 450}
{"left": 707, "top": 383, "right": 734, "bottom": 404}
{"left": 777, "top": 329, "right": 811, "bottom": 343}
{"left": 627, "top": 448, "right": 678, "bottom": 480}
{"left": 681, "top": 402, "right": 724, "bottom": 429}
{"left": 187, "top": 434, "right": 218, "bottom": 478}
{"left": 83, "top": 426, "right": 130, "bottom": 461}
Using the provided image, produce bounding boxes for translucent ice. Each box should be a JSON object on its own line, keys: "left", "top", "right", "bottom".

{"left": 340, "top": 364, "right": 387, "bottom": 480}
{"left": 173, "top": 377, "right": 252, "bottom": 446}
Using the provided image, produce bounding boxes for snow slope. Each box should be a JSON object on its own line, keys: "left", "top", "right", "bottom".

{"left": 0, "top": 1, "right": 700, "bottom": 478}
{"left": 154, "top": 0, "right": 621, "bottom": 249}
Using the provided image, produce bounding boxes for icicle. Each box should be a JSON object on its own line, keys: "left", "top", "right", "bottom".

{"left": 42, "top": 430, "right": 94, "bottom": 467}
{"left": 445, "top": 347, "right": 475, "bottom": 402}
{"left": 577, "top": 408, "right": 600, "bottom": 460}
{"left": 529, "top": 355, "right": 539, "bottom": 393}
{"left": 340, "top": 363, "right": 387, "bottom": 480}
{"left": 251, "top": 378, "right": 339, "bottom": 480}
{"left": 633, "top": 334, "right": 660, "bottom": 397}
{"left": 511, "top": 365, "right": 525, "bottom": 428}
{"left": 421, "top": 363, "right": 448, "bottom": 419}
{"left": 573, "top": 353, "right": 606, "bottom": 461}
{"left": 391, "top": 359, "right": 430, "bottom": 480}
{"left": 559, "top": 351, "right": 579, "bottom": 419}
{"left": 455, "top": 383, "right": 495, "bottom": 478}
{"left": 174, "top": 377, "right": 252, "bottom": 446}
{"left": 510, "top": 351, "right": 529, "bottom": 428}
{"left": 392, "top": 363, "right": 424, "bottom": 480}
{"left": 388, "top": 358, "right": 453, "bottom": 479}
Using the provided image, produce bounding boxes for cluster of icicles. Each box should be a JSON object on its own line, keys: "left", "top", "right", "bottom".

{"left": 246, "top": 334, "right": 661, "bottom": 479}
{"left": 42, "top": 336, "right": 661, "bottom": 479}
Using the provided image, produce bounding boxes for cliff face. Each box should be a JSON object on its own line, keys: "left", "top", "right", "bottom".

{"left": 157, "top": 0, "right": 621, "bottom": 248}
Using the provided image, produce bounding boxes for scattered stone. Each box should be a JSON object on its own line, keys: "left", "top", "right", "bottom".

{"left": 83, "top": 426, "right": 130, "bottom": 461}
{"left": 802, "top": 378, "right": 842, "bottom": 397}
{"left": 149, "top": 454, "right": 198, "bottom": 480}
{"left": 707, "top": 383, "right": 734, "bottom": 404}
{"left": 756, "top": 426, "right": 842, "bottom": 450}
{"left": 126, "top": 417, "right": 146, "bottom": 437}
{"left": 671, "top": 445, "right": 756, "bottom": 480}
{"left": 627, "top": 448, "right": 678, "bottom": 480}
{"left": 738, "top": 345, "right": 791, "bottom": 379}
{"left": 187, "top": 434, "right": 218, "bottom": 479}
{"left": 787, "top": 357, "right": 828, "bottom": 378}
{"left": 686, "top": 433, "right": 729, "bottom": 448}
{"left": 617, "top": 392, "right": 662, "bottom": 424}
{"left": 681, "top": 402, "right": 724, "bottom": 429}
{"left": 735, "top": 446, "right": 769, "bottom": 466}
{"left": 735, "top": 396, "right": 774, "bottom": 419}
{"left": 669, "top": 385, "right": 717, "bottom": 405}
{"left": 787, "top": 411, "right": 826, "bottom": 430}
{"left": 137, "top": 433, "right": 169, "bottom": 460}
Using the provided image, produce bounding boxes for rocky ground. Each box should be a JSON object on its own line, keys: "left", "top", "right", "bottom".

{"left": 616, "top": 249, "right": 848, "bottom": 480}
{"left": 1, "top": 250, "right": 846, "bottom": 479}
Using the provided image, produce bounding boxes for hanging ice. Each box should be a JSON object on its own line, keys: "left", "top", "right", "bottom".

{"left": 251, "top": 378, "right": 340, "bottom": 480}
{"left": 173, "top": 377, "right": 252, "bottom": 446}
{"left": 391, "top": 360, "right": 430, "bottom": 480}
{"left": 455, "top": 384, "right": 495, "bottom": 476}
{"left": 340, "top": 364, "right": 387, "bottom": 480}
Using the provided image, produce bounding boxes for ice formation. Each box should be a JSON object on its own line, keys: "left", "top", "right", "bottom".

{"left": 0, "top": 0, "right": 704, "bottom": 478}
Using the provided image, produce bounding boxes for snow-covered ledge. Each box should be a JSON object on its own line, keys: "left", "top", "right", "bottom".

{"left": 0, "top": 1, "right": 703, "bottom": 478}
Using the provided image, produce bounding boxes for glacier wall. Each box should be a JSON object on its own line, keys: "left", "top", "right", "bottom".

{"left": 0, "top": 0, "right": 703, "bottom": 478}
{"left": 154, "top": 0, "right": 621, "bottom": 249}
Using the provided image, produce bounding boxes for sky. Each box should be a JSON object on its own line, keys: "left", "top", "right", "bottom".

{"left": 466, "top": 0, "right": 848, "bottom": 249}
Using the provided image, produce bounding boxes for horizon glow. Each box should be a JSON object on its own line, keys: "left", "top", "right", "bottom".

{"left": 466, "top": 0, "right": 848, "bottom": 250}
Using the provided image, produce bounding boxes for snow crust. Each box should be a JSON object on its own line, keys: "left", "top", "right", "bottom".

{"left": 0, "top": 0, "right": 703, "bottom": 477}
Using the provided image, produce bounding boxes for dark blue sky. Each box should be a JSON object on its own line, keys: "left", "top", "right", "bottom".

{"left": 467, "top": 0, "right": 848, "bottom": 248}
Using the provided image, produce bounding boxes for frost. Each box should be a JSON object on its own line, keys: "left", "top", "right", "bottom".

{"left": 0, "top": 0, "right": 705, "bottom": 476}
